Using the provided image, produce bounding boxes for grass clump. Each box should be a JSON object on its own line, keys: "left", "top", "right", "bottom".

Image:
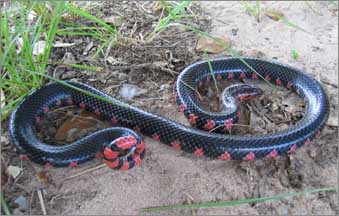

{"left": 0, "top": 1, "right": 65, "bottom": 120}
{"left": 0, "top": 1, "right": 118, "bottom": 120}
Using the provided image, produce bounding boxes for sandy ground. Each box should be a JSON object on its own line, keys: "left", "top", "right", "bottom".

{"left": 70, "top": 2, "right": 338, "bottom": 215}
{"left": 2, "top": 1, "right": 338, "bottom": 215}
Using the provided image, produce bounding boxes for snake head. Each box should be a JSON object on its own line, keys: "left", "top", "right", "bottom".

{"left": 222, "top": 84, "right": 263, "bottom": 106}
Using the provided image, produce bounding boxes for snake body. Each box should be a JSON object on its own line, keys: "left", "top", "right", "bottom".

{"left": 9, "top": 58, "right": 329, "bottom": 170}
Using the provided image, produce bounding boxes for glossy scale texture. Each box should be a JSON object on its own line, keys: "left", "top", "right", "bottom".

{"left": 9, "top": 57, "right": 330, "bottom": 169}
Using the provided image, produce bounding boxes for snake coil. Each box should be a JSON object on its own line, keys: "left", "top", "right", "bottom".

{"left": 9, "top": 58, "right": 329, "bottom": 170}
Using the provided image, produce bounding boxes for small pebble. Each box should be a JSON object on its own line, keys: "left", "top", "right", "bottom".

{"left": 14, "top": 195, "right": 28, "bottom": 210}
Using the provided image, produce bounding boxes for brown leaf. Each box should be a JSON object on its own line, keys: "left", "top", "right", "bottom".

{"left": 264, "top": 10, "right": 284, "bottom": 21}
{"left": 36, "top": 171, "right": 49, "bottom": 184}
{"left": 54, "top": 114, "right": 105, "bottom": 142}
{"left": 196, "top": 35, "right": 232, "bottom": 54}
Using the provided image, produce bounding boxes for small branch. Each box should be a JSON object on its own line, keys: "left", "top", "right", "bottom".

{"left": 37, "top": 189, "right": 47, "bottom": 215}
{"left": 60, "top": 164, "right": 106, "bottom": 181}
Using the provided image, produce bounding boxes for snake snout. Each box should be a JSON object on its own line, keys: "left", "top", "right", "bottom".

{"left": 222, "top": 84, "right": 263, "bottom": 110}
{"left": 226, "top": 83, "right": 263, "bottom": 100}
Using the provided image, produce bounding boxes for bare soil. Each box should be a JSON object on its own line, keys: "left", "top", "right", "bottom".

{"left": 1, "top": 1, "right": 338, "bottom": 215}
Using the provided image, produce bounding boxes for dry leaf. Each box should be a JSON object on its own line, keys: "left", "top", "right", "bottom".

{"left": 36, "top": 171, "right": 50, "bottom": 184}
{"left": 53, "top": 42, "right": 76, "bottom": 48}
{"left": 7, "top": 165, "right": 22, "bottom": 179}
{"left": 16, "top": 37, "right": 23, "bottom": 54}
{"left": 33, "top": 40, "right": 46, "bottom": 56}
{"left": 55, "top": 114, "right": 105, "bottom": 142}
{"left": 196, "top": 35, "right": 232, "bottom": 54}
{"left": 264, "top": 10, "right": 284, "bottom": 21}
{"left": 0, "top": 88, "right": 5, "bottom": 109}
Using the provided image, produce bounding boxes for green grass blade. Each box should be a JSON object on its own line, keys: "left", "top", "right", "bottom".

{"left": 172, "top": 23, "right": 270, "bottom": 84}
{"left": 0, "top": 193, "right": 11, "bottom": 216}
{"left": 203, "top": 50, "right": 219, "bottom": 93}
{"left": 24, "top": 70, "right": 127, "bottom": 109}
{"left": 143, "top": 186, "right": 337, "bottom": 211}
{"left": 64, "top": 4, "right": 117, "bottom": 35}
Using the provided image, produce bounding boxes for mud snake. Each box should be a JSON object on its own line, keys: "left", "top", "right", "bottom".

{"left": 9, "top": 57, "right": 330, "bottom": 170}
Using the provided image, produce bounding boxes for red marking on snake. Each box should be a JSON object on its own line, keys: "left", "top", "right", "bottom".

{"left": 224, "top": 118, "right": 234, "bottom": 130}
{"left": 288, "top": 144, "right": 298, "bottom": 153}
{"left": 179, "top": 104, "right": 185, "bottom": 113}
{"left": 35, "top": 116, "right": 41, "bottom": 124}
{"left": 95, "top": 152, "right": 103, "bottom": 158}
{"left": 238, "top": 95, "right": 252, "bottom": 102}
{"left": 243, "top": 152, "right": 255, "bottom": 161}
{"left": 119, "top": 161, "right": 130, "bottom": 171}
{"left": 204, "top": 119, "right": 215, "bottom": 131}
{"left": 111, "top": 117, "right": 118, "bottom": 124}
{"left": 134, "top": 126, "right": 141, "bottom": 133}
{"left": 265, "top": 75, "right": 271, "bottom": 81}
{"left": 104, "top": 147, "right": 119, "bottom": 159}
{"left": 296, "top": 88, "right": 300, "bottom": 95}
{"left": 240, "top": 72, "right": 246, "bottom": 79}
{"left": 252, "top": 73, "right": 258, "bottom": 79}
{"left": 116, "top": 136, "right": 137, "bottom": 150}
{"left": 104, "top": 159, "right": 119, "bottom": 169}
{"left": 94, "top": 109, "right": 101, "bottom": 116}
{"left": 287, "top": 81, "right": 293, "bottom": 89}
{"left": 194, "top": 148, "right": 204, "bottom": 157}
{"left": 44, "top": 163, "right": 53, "bottom": 168}
{"left": 237, "top": 110, "right": 241, "bottom": 118}
{"left": 189, "top": 113, "right": 198, "bottom": 124}
{"left": 305, "top": 138, "right": 311, "bottom": 145}
{"left": 136, "top": 141, "right": 145, "bottom": 153}
{"left": 20, "top": 155, "right": 29, "bottom": 161}
{"left": 132, "top": 153, "right": 142, "bottom": 166}
{"left": 316, "top": 130, "right": 321, "bottom": 137}
{"left": 276, "top": 79, "right": 282, "bottom": 85}
{"left": 216, "top": 74, "right": 222, "bottom": 80}
{"left": 219, "top": 152, "right": 231, "bottom": 160}
{"left": 152, "top": 133, "right": 160, "bottom": 142}
{"left": 69, "top": 162, "right": 78, "bottom": 168}
{"left": 171, "top": 141, "right": 181, "bottom": 150}
{"left": 67, "top": 97, "right": 73, "bottom": 105}
{"left": 56, "top": 99, "right": 62, "bottom": 106}
{"left": 43, "top": 106, "right": 49, "bottom": 113}
{"left": 266, "top": 150, "right": 278, "bottom": 158}
{"left": 135, "top": 141, "right": 146, "bottom": 154}
{"left": 79, "top": 102, "right": 85, "bottom": 109}
{"left": 227, "top": 73, "right": 234, "bottom": 79}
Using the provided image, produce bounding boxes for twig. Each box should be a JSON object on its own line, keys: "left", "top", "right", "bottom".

{"left": 60, "top": 164, "right": 106, "bottom": 181}
{"left": 37, "top": 189, "right": 47, "bottom": 215}
{"left": 179, "top": 80, "right": 203, "bottom": 101}
{"left": 321, "top": 79, "right": 338, "bottom": 88}
{"left": 183, "top": 192, "right": 197, "bottom": 216}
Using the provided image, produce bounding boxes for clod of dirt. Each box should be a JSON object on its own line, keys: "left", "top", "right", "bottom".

{"left": 195, "top": 35, "right": 232, "bottom": 54}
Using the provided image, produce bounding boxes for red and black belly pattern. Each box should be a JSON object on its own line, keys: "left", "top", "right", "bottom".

{"left": 9, "top": 57, "right": 330, "bottom": 170}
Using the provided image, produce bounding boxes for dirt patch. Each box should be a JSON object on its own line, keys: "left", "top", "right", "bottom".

{"left": 1, "top": 1, "right": 338, "bottom": 215}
